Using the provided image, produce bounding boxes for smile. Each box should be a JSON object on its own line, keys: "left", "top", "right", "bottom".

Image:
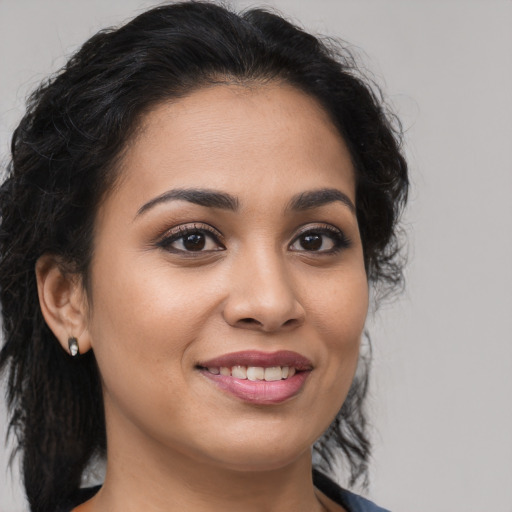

{"left": 204, "top": 365, "right": 296, "bottom": 381}
{"left": 197, "top": 351, "right": 312, "bottom": 404}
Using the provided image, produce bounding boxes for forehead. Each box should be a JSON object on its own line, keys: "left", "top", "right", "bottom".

{"left": 110, "top": 83, "right": 356, "bottom": 212}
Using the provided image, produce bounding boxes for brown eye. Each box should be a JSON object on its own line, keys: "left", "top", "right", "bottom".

{"left": 289, "top": 226, "right": 350, "bottom": 254}
{"left": 300, "top": 233, "right": 323, "bottom": 251}
{"left": 182, "top": 232, "right": 206, "bottom": 251}
{"left": 158, "top": 225, "right": 225, "bottom": 253}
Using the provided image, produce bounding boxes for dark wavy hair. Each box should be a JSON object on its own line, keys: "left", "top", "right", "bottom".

{"left": 0, "top": 2, "right": 408, "bottom": 511}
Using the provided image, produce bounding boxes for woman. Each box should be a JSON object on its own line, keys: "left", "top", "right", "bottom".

{"left": 0, "top": 2, "right": 408, "bottom": 511}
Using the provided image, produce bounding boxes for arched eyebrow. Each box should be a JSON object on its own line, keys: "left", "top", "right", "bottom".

{"left": 286, "top": 188, "right": 355, "bottom": 213}
{"left": 135, "top": 186, "right": 355, "bottom": 219}
{"left": 136, "top": 188, "right": 239, "bottom": 218}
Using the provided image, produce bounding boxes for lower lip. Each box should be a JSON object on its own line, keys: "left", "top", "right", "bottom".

{"left": 199, "top": 370, "right": 311, "bottom": 404}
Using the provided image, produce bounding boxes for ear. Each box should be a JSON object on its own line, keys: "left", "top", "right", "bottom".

{"left": 35, "top": 254, "right": 92, "bottom": 356}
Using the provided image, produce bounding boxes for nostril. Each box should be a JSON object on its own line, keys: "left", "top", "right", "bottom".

{"left": 239, "top": 318, "right": 262, "bottom": 326}
{"left": 235, "top": 316, "right": 301, "bottom": 331}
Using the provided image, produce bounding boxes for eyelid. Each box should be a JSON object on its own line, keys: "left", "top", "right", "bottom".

{"left": 289, "top": 223, "right": 351, "bottom": 252}
{"left": 157, "top": 222, "right": 225, "bottom": 252}
{"left": 292, "top": 222, "right": 342, "bottom": 237}
{"left": 154, "top": 221, "right": 349, "bottom": 254}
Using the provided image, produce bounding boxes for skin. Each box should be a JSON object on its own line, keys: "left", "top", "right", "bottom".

{"left": 37, "top": 83, "right": 368, "bottom": 512}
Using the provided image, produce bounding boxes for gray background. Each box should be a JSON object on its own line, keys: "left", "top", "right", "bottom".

{"left": 1, "top": 1, "right": 511, "bottom": 511}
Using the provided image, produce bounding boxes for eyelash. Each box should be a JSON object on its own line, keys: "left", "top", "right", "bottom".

{"left": 156, "top": 223, "right": 351, "bottom": 255}
{"left": 157, "top": 223, "right": 225, "bottom": 254}
{"left": 290, "top": 224, "right": 351, "bottom": 254}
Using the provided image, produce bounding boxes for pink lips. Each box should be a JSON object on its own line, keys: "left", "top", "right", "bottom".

{"left": 197, "top": 350, "right": 312, "bottom": 405}
{"left": 199, "top": 350, "right": 313, "bottom": 370}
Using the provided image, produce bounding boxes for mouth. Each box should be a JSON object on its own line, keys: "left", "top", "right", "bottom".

{"left": 200, "top": 365, "right": 298, "bottom": 381}
{"left": 196, "top": 350, "right": 312, "bottom": 404}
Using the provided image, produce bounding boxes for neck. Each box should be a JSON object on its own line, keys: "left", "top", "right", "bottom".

{"left": 82, "top": 422, "right": 330, "bottom": 512}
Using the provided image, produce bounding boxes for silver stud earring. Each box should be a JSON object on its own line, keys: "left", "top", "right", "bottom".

{"left": 68, "top": 337, "right": 80, "bottom": 358}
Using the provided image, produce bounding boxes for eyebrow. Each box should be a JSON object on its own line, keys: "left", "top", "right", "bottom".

{"left": 287, "top": 188, "right": 355, "bottom": 213}
{"left": 136, "top": 186, "right": 355, "bottom": 218}
{"left": 136, "top": 188, "right": 239, "bottom": 217}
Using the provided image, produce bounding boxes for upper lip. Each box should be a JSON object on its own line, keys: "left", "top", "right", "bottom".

{"left": 198, "top": 350, "right": 313, "bottom": 370}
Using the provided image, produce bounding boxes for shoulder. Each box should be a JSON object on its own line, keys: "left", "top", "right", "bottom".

{"left": 313, "top": 470, "right": 391, "bottom": 512}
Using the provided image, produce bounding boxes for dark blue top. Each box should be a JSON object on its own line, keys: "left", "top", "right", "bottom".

{"left": 313, "top": 470, "right": 390, "bottom": 512}
{"left": 57, "top": 470, "right": 390, "bottom": 512}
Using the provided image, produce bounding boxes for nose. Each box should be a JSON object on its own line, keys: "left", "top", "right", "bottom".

{"left": 222, "top": 247, "right": 306, "bottom": 333}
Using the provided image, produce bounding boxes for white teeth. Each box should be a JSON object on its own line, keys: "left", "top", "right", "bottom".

{"left": 231, "top": 365, "right": 247, "bottom": 379}
{"left": 207, "top": 365, "right": 298, "bottom": 381}
{"left": 264, "top": 366, "right": 282, "bottom": 381}
{"left": 247, "top": 366, "right": 265, "bottom": 381}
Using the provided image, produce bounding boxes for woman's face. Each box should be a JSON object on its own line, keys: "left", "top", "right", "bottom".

{"left": 83, "top": 83, "right": 368, "bottom": 471}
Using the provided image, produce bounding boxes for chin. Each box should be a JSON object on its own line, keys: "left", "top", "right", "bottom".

{"left": 214, "top": 450, "right": 309, "bottom": 473}
{"left": 194, "top": 430, "right": 314, "bottom": 473}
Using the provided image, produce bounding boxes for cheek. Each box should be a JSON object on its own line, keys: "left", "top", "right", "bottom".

{"left": 85, "top": 257, "right": 191, "bottom": 394}
{"left": 84, "top": 247, "right": 230, "bottom": 406}
{"left": 88, "top": 252, "right": 212, "bottom": 348}
{"left": 84, "top": 259, "right": 208, "bottom": 435}
{"left": 309, "top": 264, "right": 368, "bottom": 341}
{"left": 308, "top": 268, "right": 368, "bottom": 398}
